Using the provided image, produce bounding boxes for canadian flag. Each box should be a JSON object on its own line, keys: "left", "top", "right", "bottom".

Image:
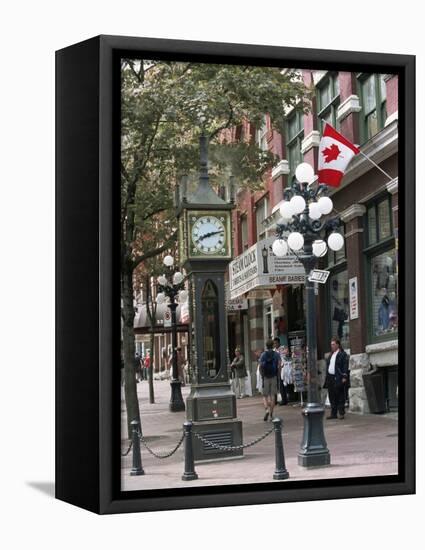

{"left": 318, "top": 123, "right": 360, "bottom": 187}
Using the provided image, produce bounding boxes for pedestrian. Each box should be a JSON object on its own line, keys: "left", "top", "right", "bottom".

{"left": 134, "top": 353, "right": 142, "bottom": 383}
{"left": 323, "top": 337, "right": 349, "bottom": 419}
{"left": 279, "top": 346, "right": 294, "bottom": 405}
{"left": 229, "top": 348, "right": 247, "bottom": 398}
{"left": 144, "top": 352, "right": 150, "bottom": 379}
{"left": 176, "top": 347, "right": 186, "bottom": 386}
{"left": 259, "top": 339, "right": 281, "bottom": 421}
{"left": 273, "top": 337, "right": 282, "bottom": 405}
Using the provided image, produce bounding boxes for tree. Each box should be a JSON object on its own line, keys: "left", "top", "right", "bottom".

{"left": 121, "top": 59, "right": 309, "bottom": 437}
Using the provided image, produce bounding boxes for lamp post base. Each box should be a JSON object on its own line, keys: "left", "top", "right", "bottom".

{"left": 298, "top": 403, "right": 331, "bottom": 467}
{"left": 169, "top": 379, "right": 186, "bottom": 412}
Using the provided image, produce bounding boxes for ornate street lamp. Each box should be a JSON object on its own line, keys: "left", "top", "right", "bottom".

{"left": 273, "top": 162, "right": 344, "bottom": 467}
{"left": 157, "top": 255, "right": 188, "bottom": 412}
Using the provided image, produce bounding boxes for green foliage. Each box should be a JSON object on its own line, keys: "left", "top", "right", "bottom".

{"left": 120, "top": 58, "right": 310, "bottom": 272}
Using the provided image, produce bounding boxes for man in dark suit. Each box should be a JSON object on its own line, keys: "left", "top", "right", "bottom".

{"left": 324, "top": 337, "right": 349, "bottom": 420}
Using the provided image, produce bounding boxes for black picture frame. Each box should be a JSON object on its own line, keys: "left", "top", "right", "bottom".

{"left": 55, "top": 35, "right": 415, "bottom": 514}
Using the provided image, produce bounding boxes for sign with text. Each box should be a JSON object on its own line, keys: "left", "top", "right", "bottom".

{"left": 349, "top": 276, "right": 359, "bottom": 320}
{"left": 308, "top": 269, "right": 330, "bottom": 284}
{"left": 229, "top": 236, "right": 305, "bottom": 299}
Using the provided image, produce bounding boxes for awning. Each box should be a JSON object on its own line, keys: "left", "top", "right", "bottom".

{"left": 228, "top": 236, "right": 306, "bottom": 300}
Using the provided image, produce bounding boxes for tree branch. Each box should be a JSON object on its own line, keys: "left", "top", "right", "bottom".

{"left": 132, "top": 231, "right": 178, "bottom": 270}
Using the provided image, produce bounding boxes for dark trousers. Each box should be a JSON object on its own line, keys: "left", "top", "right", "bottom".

{"left": 327, "top": 376, "right": 346, "bottom": 417}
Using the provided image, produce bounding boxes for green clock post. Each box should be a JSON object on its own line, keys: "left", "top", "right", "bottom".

{"left": 176, "top": 134, "right": 243, "bottom": 461}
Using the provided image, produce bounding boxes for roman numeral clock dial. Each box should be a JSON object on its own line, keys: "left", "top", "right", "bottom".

{"left": 190, "top": 214, "right": 228, "bottom": 256}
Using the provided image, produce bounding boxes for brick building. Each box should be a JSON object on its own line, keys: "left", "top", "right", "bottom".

{"left": 227, "top": 69, "right": 399, "bottom": 414}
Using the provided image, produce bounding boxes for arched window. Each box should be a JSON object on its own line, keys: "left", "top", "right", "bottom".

{"left": 201, "top": 280, "right": 221, "bottom": 379}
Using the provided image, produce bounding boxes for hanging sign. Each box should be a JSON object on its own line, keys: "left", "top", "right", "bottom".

{"left": 229, "top": 236, "right": 305, "bottom": 299}
{"left": 349, "top": 276, "right": 359, "bottom": 320}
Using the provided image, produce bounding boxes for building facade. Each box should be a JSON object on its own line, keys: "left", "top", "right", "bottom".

{"left": 227, "top": 69, "right": 399, "bottom": 413}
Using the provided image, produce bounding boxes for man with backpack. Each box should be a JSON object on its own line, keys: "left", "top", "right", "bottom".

{"left": 259, "top": 339, "right": 281, "bottom": 421}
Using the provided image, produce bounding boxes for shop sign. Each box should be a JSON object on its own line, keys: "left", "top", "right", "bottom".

{"left": 224, "top": 282, "right": 248, "bottom": 311}
{"left": 349, "top": 276, "right": 359, "bottom": 320}
{"left": 229, "top": 236, "right": 305, "bottom": 299}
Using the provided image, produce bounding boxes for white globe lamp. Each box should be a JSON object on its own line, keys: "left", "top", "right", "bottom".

{"left": 288, "top": 232, "right": 304, "bottom": 251}
{"left": 157, "top": 274, "right": 167, "bottom": 286}
{"left": 156, "top": 292, "right": 165, "bottom": 304}
{"left": 309, "top": 202, "right": 322, "bottom": 220}
{"left": 179, "top": 289, "right": 188, "bottom": 302}
{"left": 317, "top": 196, "right": 333, "bottom": 215}
{"left": 328, "top": 232, "right": 344, "bottom": 251}
{"left": 295, "top": 162, "right": 315, "bottom": 184}
{"left": 272, "top": 239, "right": 288, "bottom": 257}
{"left": 163, "top": 255, "right": 174, "bottom": 267}
{"left": 173, "top": 271, "right": 184, "bottom": 285}
{"left": 312, "top": 240, "right": 327, "bottom": 257}
{"left": 279, "top": 201, "right": 294, "bottom": 220}
{"left": 290, "top": 195, "right": 306, "bottom": 215}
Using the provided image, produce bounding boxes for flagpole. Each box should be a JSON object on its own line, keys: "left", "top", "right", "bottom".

{"left": 359, "top": 151, "right": 394, "bottom": 182}
{"left": 320, "top": 120, "right": 395, "bottom": 182}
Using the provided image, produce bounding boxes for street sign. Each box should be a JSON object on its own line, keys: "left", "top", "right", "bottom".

{"left": 308, "top": 269, "right": 330, "bottom": 284}
{"left": 164, "top": 309, "right": 171, "bottom": 327}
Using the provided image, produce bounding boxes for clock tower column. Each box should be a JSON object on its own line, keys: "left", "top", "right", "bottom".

{"left": 176, "top": 135, "right": 243, "bottom": 461}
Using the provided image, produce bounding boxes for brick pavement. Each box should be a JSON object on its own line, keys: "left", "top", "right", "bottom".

{"left": 121, "top": 379, "right": 398, "bottom": 491}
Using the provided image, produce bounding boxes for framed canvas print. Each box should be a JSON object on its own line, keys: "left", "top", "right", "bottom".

{"left": 55, "top": 35, "right": 415, "bottom": 514}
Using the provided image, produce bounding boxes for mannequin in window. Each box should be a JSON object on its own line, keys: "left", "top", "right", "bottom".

{"left": 331, "top": 279, "right": 348, "bottom": 339}
{"left": 378, "top": 293, "right": 390, "bottom": 332}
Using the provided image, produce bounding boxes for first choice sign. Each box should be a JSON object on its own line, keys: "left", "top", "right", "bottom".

{"left": 229, "top": 236, "right": 305, "bottom": 299}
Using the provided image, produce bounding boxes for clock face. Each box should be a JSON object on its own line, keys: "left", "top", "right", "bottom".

{"left": 191, "top": 215, "right": 227, "bottom": 255}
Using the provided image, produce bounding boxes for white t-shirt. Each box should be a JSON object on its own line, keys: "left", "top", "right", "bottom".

{"left": 328, "top": 350, "right": 339, "bottom": 375}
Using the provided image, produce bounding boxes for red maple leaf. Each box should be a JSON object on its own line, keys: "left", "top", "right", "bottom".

{"left": 322, "top": 143, "right": 341, "bottom": 163}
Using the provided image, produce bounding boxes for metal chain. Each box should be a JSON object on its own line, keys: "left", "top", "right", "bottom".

{"left": 139, "top": 431, "right": 185, "bottom": 459}
{"left": 121, "top": 440, "right": 133, "bottom": 457}
{"left": 194, "top": 426, "right": 274, "bottom": 452}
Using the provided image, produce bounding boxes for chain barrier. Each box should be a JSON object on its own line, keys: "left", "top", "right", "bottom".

{"left": 194, "top": 426, "right": 274, "bottom": 452}
{"left": 139, "top": 430, "right": 185, "bottom": 459}
{"left": 121, "top": 440, "right": 133, "bottom": 457}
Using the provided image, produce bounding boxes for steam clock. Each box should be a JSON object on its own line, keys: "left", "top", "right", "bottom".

{"left": 176, "top": 135, "right": 243, "bottom": 461}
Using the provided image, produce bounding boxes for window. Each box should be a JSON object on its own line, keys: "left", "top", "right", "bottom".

{"left": 256, "top": 114, "right": 269, "bottom": 152}
{"left": 366, "top": 196, "right": 392, "bottom": 247}
{"left": 317, "top": 73, "right": 340, "bottom": 134}
{"left": 370, "top": 250, "right": 398, "bottom": 337}
{"left": 286, "top": 111, "right": 304, "bottom": 180}
{"left": 364, "top": 194, "right": 397, "bottom": 341}
{"left": 358, "top": 73, "right": 387, "bottom": 142}
{"left": 240, "top": 214, "right": 249, "bottom": 251}
{"left": 255, "top": 195, "right": 269, "bottom": 241}
{"left": 264, "top": 303, "right": 274, "bottom": 341}
{"left": 329, "top": 270, "right": 350, "bottom": 351}
{"left": 201, "top": 280, "right": 221, "bottom": 379}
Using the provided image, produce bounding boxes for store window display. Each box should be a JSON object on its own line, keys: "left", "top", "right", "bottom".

{"left": 329, "top": 272, "right": 350, "bottom": 350}
{"left": 371, "top": 249, "right": 398, "bottom": 336}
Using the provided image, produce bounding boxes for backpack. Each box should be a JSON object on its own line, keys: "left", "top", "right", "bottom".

{"left": 261, "top": 350, "right": 278, "bottom": 378}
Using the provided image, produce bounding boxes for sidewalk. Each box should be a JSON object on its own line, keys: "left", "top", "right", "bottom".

{"left": 121, "top": 379, "right": 398, "bottom": 491}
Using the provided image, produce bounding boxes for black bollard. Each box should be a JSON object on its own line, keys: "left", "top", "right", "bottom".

{"left": 272, "top": 417, "right": 289, "bottom": 480}
{"left": 182, "top": 421, "right": 198, "bottom": 481}
{"left": 130, "top": 419, "right": 144, "bottom": 476}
